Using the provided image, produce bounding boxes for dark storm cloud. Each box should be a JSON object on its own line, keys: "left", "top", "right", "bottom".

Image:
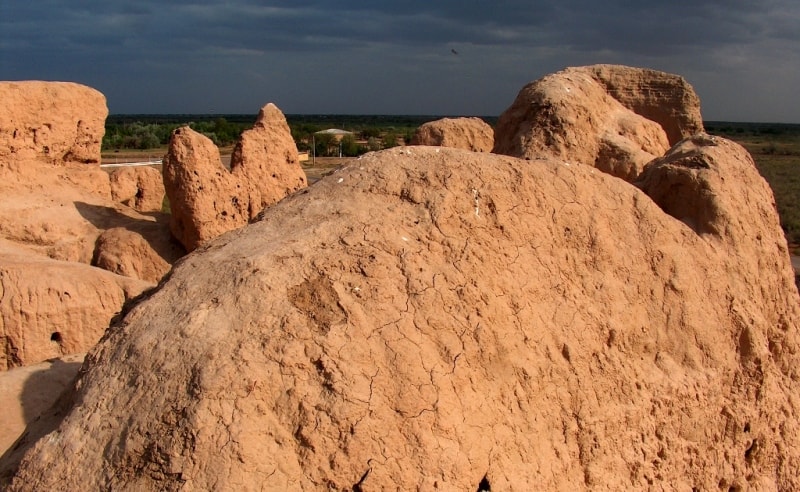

{"left": 0, "top": 1, "right": 787, "bottom": 58}
{"left": 1, "top": 0, "right": 799, "bottom": 119}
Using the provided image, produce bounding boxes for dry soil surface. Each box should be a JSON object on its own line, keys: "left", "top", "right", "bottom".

{"left": 0, "top": 355, "right": 84, "bottom": 454}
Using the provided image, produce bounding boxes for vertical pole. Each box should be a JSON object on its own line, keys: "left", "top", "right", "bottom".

{"left": 312, "top": 134, "right": 316, "bottom": 165}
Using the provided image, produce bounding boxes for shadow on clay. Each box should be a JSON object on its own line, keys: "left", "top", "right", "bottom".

{"left": 74, "top": 200, "right": 186, "bottom": 264}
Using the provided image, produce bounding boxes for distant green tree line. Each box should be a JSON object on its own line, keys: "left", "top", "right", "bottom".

{"left": 103, "top": 117, "right": 250, "bottom": 150}
{"left": 103, "top": 114, "right": 434, "bottom": 156}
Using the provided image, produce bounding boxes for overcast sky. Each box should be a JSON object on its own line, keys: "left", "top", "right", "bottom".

{"left": 2, "top": 1, "right": 799, "bottom": 121}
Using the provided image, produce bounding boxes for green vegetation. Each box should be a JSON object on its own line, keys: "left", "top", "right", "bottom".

{"left": 707, "top": 122, "right": 800, "bottom": 250}
{"left": 104, "top": 115, "right": 252, "bottom": 150}
{"left": 104, "top": 114, "right": 495, "bottom": 156}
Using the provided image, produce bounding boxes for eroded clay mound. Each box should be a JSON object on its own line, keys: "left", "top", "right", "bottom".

{"left": 0, "top": 160, "right": 113, "bottom": 263}
{"left": 163, "top": 103, "right": 306, "bottom": 252}
{"left": 0, "top": 158, "right": 175, "bottom": 372}
{"left": 5, "top": 143, "right": 799, "bottom": 490}
{"left": 492, "top": 64, "right": 703, "bottom": 181}
{"left": 229, "top": 103, "right": 308, "bottom": 217}
{"left": 92, "top": 227, "right": 172, "bottom": 284}
{"left": 0, "top": 252, "right": 149, "bottom": 371}
{"left": 587, "top": 64, "right": 704, "bottom": 144}
{"left": 410, "top": 117, "right": 494, "bottom": 152}
{"left": 0, "top": 157, "right": 179, "bottom": 269}
{"left": 0, "top": 81, "right": 107, "bottom": 165}
{"left": 109, "top": 166, "right": 165, "bottom": 213}
{"left": 635, "top": 134, "right": 799, "bottom": 333}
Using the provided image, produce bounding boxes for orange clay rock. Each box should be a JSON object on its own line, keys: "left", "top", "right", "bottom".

{"left": 588, "top": 64, "right": 704, "bottom": 144}
{"left": 0, "top": 250, "right": 150, "bottom": 371}
{"left": 163, "top": 103, "right": 307, "bottom": 252}
{"left": 91, "top": 227, "right": 173, "bottom": 284}
{"left": 493, "top": 64, "right": 703, "bottom": 181}
{"left": 0, "top": 82, "right": 175, "bottom": 373}
{"left": 0, "top": 81, "right": 107, "bottom": 165}
{"left": 3, "top": 142, "right": 799, "bottom": 490}
{"left": 109, "top": 166, "right": 166, "bottom": 213}
{"left": 411, "top": 117, "right": 494, "bottom": 152}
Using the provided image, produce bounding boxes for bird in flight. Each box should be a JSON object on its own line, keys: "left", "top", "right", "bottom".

{"left": 451, "top": 48, "right": 459, "bottom": 55}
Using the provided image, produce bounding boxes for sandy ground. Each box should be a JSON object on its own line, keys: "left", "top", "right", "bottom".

{"left": 0, "top": 355, "right": 84, "bottom": 455}
{"left": 302, "top": 157, "right": 351, "bottom": 183}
